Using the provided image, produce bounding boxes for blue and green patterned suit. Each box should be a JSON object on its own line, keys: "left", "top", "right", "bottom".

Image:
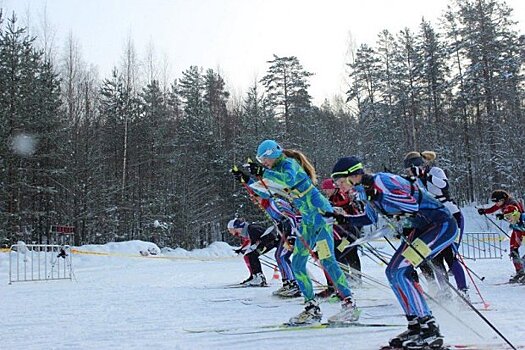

{"left": 261, "top": 155, "right": 352, "bottom": 301}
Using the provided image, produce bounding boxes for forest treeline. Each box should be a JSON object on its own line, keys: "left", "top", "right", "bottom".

{"left": 0, "top": 0, "right": 523, "bottom": 248}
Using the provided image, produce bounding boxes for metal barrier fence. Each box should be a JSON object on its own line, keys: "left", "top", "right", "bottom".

{"left": 9, "top": 243, "right": 72, "bottom": 284}
{"left": 460, "top": 232, "right": 506, "bottom": 260}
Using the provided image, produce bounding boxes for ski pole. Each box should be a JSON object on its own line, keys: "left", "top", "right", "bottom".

{"left": 336, "top": 261, "right": 391, "bottom": 289}
{"left": 456, "top": 253, "right": 490, "bottom": 309}
{"left": 461, "top": 240, "right": 487, "bottom": 252}
{"left": 260, "top": 257, "right": 277, "bottom": 270}
{"left": 310, "top": 258, "right": 390, "bottom": 291}
{"left": 482, "top": 213, "right": 511, "bottom": 239}
{"left": 359, "top": 249, "right": 385, "bottom": 267}
{"left": 331, "top": 223, "right": 392, "bottom": 265}
{"left": 457, "top": 255, "right": 485, "bottom": 282}
{"left": 258, "top": 254, "right": 277, "bottom": 268}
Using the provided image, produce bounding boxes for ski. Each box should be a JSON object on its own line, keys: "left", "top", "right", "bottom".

{"left": 379, "top": 344, "right": 523, "bottom": 350}
{"left": 240, "top": 299, "right": 393, "bottom": 309}
{"left": 240, "top": 300, "right": 281, "bottom": 308}
{"left": 202, "top": 283, "right": 270, "bottom": 289}
{"left": 184, "top": 321, "right": 403, "bottom": 335}
{"left": 223, "top": 283, "right": 270, "bottom": 288}
{"left": 492, "top": 281, "right": 524, "bottom": 286}
{"left": 204, "top": 297, "right": 253, "bottom": 303}
{"left": 215, "top": 321, "right": 404, "bottom": 335}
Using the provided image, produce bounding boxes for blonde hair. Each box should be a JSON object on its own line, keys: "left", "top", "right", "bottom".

{"left": 404, "top": 151, "right": 437, "bottom": 162}
{"left": 283, "top": 149, "right": 317, "bottom": 184}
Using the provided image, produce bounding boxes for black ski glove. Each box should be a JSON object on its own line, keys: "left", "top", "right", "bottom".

{"left": 233, "top": 247, "right": 245, "bottom": 255}
{"left": 477, "top": 208, "right": 485, "bottom": 215}
{"left": 248, "top": 161, "right": 264, "bottom": 177}
{"left": 495, "top": 213, "right": 504, "bottom": 220}
{"left": 361, "top": 174, "right": 378, "bottom": 200}
{"left": 231, "top": 166, "right": 250, "bottom": 183}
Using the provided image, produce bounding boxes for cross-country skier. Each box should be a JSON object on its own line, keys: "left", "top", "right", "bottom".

{"left": 329, "top": 156, "right": 458, "bottom": 350}
{"left": 403, "top": 151, "right": 469, "bottom": 300}
{"left": 247, "top": 139, "right": 360, "bottom": 325}
{"left": 501, "top": 205, "right": 525, "bottom": 283}
{"left": 227, "top": 218, "right": 279, "bottom": 287}
{"left": 478, "top": 190, "right": 525, "bottom": 283}
{"left": 316, "top": 178, "right": 363, "bottom": 298}
{"left": 228, "top": 218, "right": 253, "bottom": 284}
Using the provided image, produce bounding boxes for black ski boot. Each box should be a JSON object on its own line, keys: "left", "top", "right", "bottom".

{"left": 404, "top": 316, "right": 443, "bottom": 350}
{"left": 509, "top": 270, "right": 525, "bottom": 284}
{"left": 388, "top": 315, "right": 420, "bottom": 348}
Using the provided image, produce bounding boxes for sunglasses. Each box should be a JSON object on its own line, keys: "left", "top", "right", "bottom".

{"left": 403, "top": 157, "right": 424, "bottom": 169}
{"left": 256, "top": 148, "right": 277, "bottom": 163}
{"left": 504, "top": 212, "right": 519, "bottom": 220}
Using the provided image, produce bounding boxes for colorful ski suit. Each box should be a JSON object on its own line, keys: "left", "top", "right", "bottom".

{"left": 260, "top": 155, "right": 352, "bottom": 301}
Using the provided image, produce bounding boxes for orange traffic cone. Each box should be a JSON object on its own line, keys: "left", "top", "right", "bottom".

{"left": 272, "top": 266, "right": 280, "bottom": 281}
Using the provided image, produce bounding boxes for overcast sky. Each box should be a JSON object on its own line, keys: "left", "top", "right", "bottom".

{"left": 2, "top": 0, "right": 524, "bottom": 104}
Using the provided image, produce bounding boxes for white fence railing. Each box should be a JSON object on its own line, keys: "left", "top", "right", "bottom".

{"left": 460, "top": 232, "right": 506, "bottom": 260}
{"left": 9, "top": 243, "right": 72, "bottom": 284}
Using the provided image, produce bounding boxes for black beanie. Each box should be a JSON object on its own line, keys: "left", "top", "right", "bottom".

{"left": 331, "top": 156, "right": 364, "bottom": 178}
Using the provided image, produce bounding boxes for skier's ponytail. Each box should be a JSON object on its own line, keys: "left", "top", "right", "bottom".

{"left": 283, "top": 149, "right": 317, "bottom": 185}
{"left": 420, "top": 151, "right": 437, "bottom": 162}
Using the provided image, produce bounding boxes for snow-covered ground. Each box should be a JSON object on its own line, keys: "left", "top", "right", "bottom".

{"left": 1, "top": 209, "right": 524, "bottom": 350}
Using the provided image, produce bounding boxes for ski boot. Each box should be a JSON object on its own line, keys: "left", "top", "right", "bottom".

{"left": 288, "top": 299, "right": 322, "bottom": 325}
{"left": 404, "top": 316, "right": 444, "bottom": 350}
{"left": 245, "top": 272, "right": 267, "bottom": 287}
{"left": 388, "top": 315, "right": 420, "bottom": 348}
{"left": 272, "top": 280, "right": 291, "bottom": 296}
{"left": 509, "top": 270, "right": 525, "bottom": 284}
{"left": 327, "top": 297, "right": 360, "bottom": 324}
{"left": 279, "top": 280, "right": 302, "bottom": 298}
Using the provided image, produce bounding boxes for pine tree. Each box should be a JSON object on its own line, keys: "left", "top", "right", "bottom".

{"left": 260, "top": 55, "right": 314, "bottom": 140}
{"left": 0, "top": 14, "right": 62, "bottom": 244}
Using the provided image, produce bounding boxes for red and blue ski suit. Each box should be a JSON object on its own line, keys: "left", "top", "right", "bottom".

{"left": 261, "top": 197, "right": 300, "bottom": 282}
{"left": 348, "top": 173, "right": 458, "bottom": 318}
